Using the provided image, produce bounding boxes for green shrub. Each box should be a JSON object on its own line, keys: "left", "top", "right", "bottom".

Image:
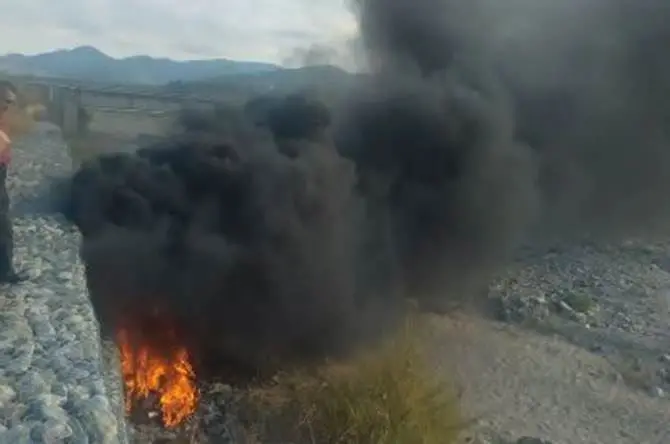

{"left": 239, "top": 316, "right": 463, "bottom": 444}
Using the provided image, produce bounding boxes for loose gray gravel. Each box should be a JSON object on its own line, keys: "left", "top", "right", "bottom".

{"left": 452, "top": 239, "right": 670, "bottom": 443}
{"left": 0, "top": 123, "right": 128, "bottom": 444}
{"left": 493, "top": 240, "right": 670, "bottom": 396}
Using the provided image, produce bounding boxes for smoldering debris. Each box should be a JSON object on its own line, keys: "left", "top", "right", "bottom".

{"left": 59, "top": 0, "right": 670, "bottom": 374}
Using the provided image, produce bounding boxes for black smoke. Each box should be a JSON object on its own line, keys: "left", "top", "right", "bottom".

{"left": 348, "top": 0, "right": 670, "bottom": 242}
{"left": 71, "top": 103, "right": 379, "bottom": 374}
{"left": 282, "top": 44, "right": 340, "bottom": 68}
{"left": 60, "top": 0, "right": 670, "bottom": 374}
{"left": 479, "top": 0, "right": 670, "bottom": 239}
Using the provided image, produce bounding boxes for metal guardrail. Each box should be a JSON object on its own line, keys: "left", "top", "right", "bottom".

{"left": 21, "top": 79, "right": 221, "bottom": 137}
{"left": 24, "top": 80, "right": 221, "bottom": 105}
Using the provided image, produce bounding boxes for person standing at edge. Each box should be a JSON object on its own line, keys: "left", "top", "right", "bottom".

{"left": 0, "top": 80, "right": 27, "bottom": 284}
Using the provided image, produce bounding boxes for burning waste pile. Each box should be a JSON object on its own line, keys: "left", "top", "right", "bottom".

{"left": 62, "top": 83, "right": 527, "bottom": 430}
{"left": 115, "top": 316, "right": 199, "bottom": 429}
{"left": 60, "top": 79, "right": 535, "bottom": 434}
{"left": 53, "top": 0, "right": 670, "bottom": 439}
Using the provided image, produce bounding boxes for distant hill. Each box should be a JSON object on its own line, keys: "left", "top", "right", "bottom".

{"left": 0, "top": 46, "right": 280, "bottom": 85}
{"left": 165, "top": 65, "right": 359, "bottom": 105}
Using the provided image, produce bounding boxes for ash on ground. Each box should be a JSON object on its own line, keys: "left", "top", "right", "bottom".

{"left": 127, "top": 382, "right": 239, "bottom": 444}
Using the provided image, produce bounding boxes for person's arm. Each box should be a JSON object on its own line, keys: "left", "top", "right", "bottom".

{"left": 0, "top": 135, "right": 11, "bottom": 166}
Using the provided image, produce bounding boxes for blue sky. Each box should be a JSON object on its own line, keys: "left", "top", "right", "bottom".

{"left": 0, "top": 0, "right": 359, "bottom": 65}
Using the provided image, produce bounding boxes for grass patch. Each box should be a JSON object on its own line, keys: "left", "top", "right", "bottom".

{"left": 560, "top": 290, "right": 594, "bottom": 314}
{"left": 24, "top": 103, "right": 48, "bottom": 121}
{"left": 67, "top": 136, "right": 99, "bottom": 168}
{"left": 3, "top": 82, "right": 43, "bottom": 136}
{"left": 5, "top": 105, "right": 36, "bottom": 137}
{"left": 66, "top": 133, "right": 136, "bottom": 169}
{"left": 236, "top": 316, "right": 463, "bottom": 444}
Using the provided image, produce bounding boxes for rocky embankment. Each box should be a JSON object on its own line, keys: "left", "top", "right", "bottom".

{"left": 0, "top": 123, "right": 128, "bottom": 443}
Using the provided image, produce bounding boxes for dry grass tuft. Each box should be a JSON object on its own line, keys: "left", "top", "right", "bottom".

{"left": 5, "top": 105, "right": 37, "bottom": 137}
{"left": 237, "top": 315, "right": 463, "bottom": 444}
{"left": 66, "top": 133, "right": 136, "bottom": 170}
{"left": 0, "top": 81, "right": 43, "bottom": 137}
{"left": 24, "top": 103, "right": 48, "bottom": 121}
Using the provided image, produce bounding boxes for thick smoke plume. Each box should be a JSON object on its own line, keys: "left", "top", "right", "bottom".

{"left": 476, "top": 0, "right": 670, "bottom": 238}
{"left": 61, "top": 0, "right": 670, "bottom": 374}
{"left": 71, "top": 102, "right": 377, "bottom": 374}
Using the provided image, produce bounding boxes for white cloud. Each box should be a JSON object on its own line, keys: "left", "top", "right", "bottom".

{"left": 0, "top": 0, "right": 359, "bottom": 65}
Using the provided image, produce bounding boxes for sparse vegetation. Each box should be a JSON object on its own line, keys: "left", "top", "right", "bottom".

{"left": 5, "top": 106, "right": 35, "bottom": 136}
{"left": 236, "top": 315, "right": 463, "bottom": 444}
{"left": 66, "top": 133, "right": 129, "bottom": 169}
{"left": 4, "top": 85, "right": 40, "bottom": 137}
{"left": 66, "top": 136, "right": 96, "bottom": 169}
{"left": 0, "top": 79, "right": 47, "bottom": 137}
{"left": 560, "top": 290, "right": 594, "bottom": 314}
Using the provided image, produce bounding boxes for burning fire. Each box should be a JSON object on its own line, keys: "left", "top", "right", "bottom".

{"left": 117, "top": 327, "right": 199, "bottom": 428}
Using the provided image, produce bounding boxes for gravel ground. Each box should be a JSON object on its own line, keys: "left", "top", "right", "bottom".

{"left": 0, "top": 123, "right": 128, "bottom": 443}
{"left": 493, "top": 241, "right": 670, "bottom": 395}
{"left": 441, "top": 240, "right": 670, "bottom": 444}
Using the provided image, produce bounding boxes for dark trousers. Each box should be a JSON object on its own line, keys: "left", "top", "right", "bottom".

{"left": 0, "top": 165, "right": 13, "bottom": 276}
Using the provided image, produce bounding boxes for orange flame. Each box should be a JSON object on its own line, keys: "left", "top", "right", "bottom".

{"left": 117, "top": 328, "right": 199, "bottom": 428}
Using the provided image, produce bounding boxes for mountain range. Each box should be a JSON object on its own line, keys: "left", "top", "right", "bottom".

{"left": 0, "top": 46, "right": 281, "bottom": 85}
{"left": 165, "top": 64, "right": 357, "bottom": 101}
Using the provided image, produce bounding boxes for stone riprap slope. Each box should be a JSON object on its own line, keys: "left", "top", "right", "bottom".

{"left": 0, "top": 123, "right": 128, "bottom": 443}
